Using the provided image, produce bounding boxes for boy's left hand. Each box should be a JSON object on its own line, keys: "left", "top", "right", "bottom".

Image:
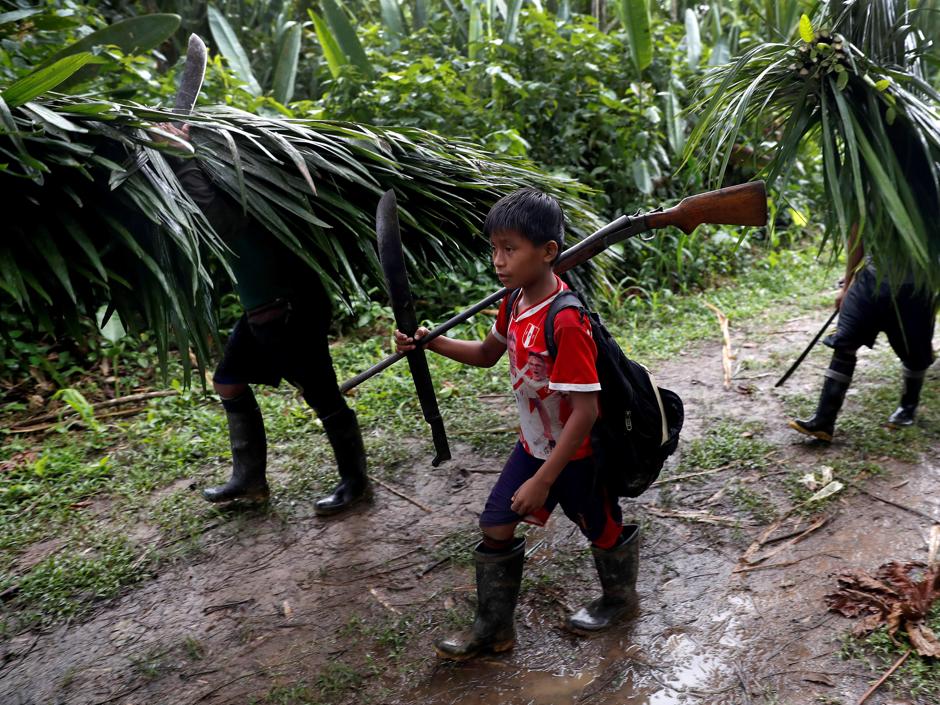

{"left": 511, "top": 476, "right": 551, "bottom": 516}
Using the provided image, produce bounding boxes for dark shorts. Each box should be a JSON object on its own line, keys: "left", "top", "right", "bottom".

{"left": 825, "top": 268, "right": 937, "bottom": 370}
{"left": 213, "top": 298, "right": 345, "bottom": 417}
{"left": 479, "top": 442, "right": 623, "bottom": 546}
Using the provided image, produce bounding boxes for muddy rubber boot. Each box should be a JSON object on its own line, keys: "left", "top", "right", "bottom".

{"left": 789, "top": 351, "right": 855, "bottom": 442}
{"left": 314, "top": 407, "right": 371, "bottom": 516}
{"left": 203, "top": 391, "right": 269, "bottom": 503}
{"left": 888, "top": 367, "right": 926, "bottom": 427}
{"left": 567, "top": 525, "right": 640, "bottom": 634}
{"left": 435, "top": 537, "right": 525, "bottom": 660}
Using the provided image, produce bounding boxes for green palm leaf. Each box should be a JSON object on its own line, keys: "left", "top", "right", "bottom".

{"left": 686, "top": 0, "right": 940, "bottom": 289}
{"left": 1, "top": 95, "right": 602, "bottom": 381}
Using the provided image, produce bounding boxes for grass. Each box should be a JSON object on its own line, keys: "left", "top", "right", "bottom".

{"left": 673, "top": 420, "right": 774, "bottom": 474}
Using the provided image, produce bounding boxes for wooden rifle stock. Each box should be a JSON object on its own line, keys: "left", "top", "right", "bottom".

{"left": 645, "top": 181, "right": 767, "bottom": 234}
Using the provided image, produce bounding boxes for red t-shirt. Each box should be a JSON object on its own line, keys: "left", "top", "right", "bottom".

{"left": 492, "top": 276, "right": 600, "bottom": 460}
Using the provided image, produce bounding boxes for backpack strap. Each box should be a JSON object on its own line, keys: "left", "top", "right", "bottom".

{"left": 505, "top": 288, "right": 522, "bottom": 321}
{"left": 544, "top": 290, "right": 589, "bottom": 359}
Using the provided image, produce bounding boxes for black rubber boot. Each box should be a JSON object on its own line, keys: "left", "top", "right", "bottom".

{"left": 888, "top": 366, "right": 926, "bottom": 427}
{"left": 435, "top": 537, "right": 525, "bottom": 660}
{"left": 203, "top": 390, "right": 269, "bottom": 503}
{"left": 314, "top": 407, "right": 371, "bottom": 516}
{"left": 789, "top": 351, "right": 855, "bottom": 442}
{"left": 567, "top": 525, "right": 640, "bottom": 633}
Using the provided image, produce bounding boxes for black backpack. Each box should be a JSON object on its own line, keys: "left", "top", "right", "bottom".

{"left": 507, "top": 288, "right": 684, "bottom": 497}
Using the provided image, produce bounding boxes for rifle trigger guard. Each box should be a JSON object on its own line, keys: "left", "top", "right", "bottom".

{"left": 640, "top": 207, "right": 663, "bottom": 241}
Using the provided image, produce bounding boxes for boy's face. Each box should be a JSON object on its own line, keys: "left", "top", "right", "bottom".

{"left": 490, "top": 229, "right": 558, "bottom": 290}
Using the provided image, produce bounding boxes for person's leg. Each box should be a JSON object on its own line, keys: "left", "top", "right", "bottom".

{"left": 296, "top": 315, "right": 369, "bottom": 517}
{"left": 790, "top": 272, "right": 876, "bottom": 442}
{"left": 250, "top": 298, "right": 370, "bottom": 516}
{"left": 203, "top": 318, "right": 271, "bottom": 503}
{"left": 435, "top": 444, "right": 541, "bottom": 660}
{"left": 789, "top": 347, "right": 857, "bottom": 441}
{"left": 883, "top": 289, "right": 936, "bottom": 427}
{"left": 554, "top": 458, "right": 639, "bottom": 633}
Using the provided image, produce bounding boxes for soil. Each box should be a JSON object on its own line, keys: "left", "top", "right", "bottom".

{"left": 1, "top": 307, "right": 937, "bottom": 705}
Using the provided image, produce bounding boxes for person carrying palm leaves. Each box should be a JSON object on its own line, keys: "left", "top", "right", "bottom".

{"left": 688, "top": 1, "right": 938, "bottom": 441}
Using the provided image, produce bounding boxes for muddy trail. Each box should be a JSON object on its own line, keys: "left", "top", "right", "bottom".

{"left": 2, "top": 305, "right": 938, "bottom": 705}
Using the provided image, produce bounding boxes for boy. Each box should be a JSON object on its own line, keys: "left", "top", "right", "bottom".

{"left": 155, "top": 123, "right": 370, "bottom": 516}
{"left": 396, "top": 188, "right": 639, "bottom": 660}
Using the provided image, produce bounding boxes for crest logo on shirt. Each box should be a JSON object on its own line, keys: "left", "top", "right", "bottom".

{"left": 522, "top": 323, "right": 540, "bottom": 348}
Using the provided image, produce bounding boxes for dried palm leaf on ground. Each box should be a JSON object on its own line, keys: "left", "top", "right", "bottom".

{"left": 826, "top": 526, "right": 940, "bottom": 657}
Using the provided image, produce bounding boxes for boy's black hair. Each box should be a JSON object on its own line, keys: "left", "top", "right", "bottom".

{"left": 484, "top": 188, "right": 564, "bottom": 260}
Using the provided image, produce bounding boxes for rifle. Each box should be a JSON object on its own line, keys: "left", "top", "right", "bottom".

{"left": 342, "top": 181, "right": 768, "bottom": 398}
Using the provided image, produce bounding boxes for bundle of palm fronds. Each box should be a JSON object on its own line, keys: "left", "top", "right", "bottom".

{"left": 687, "top": 0, "right": 940, "bottom": 289}
{"left": 3, "top": 93, "right": 602, "bottom": 377}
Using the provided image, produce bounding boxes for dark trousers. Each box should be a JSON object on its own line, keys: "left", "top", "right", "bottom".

{"left": 213, "top": 297, "right": 346, "bottom": 419}
{"left": 825, "top": 268, "right": 936, "bottom": 371}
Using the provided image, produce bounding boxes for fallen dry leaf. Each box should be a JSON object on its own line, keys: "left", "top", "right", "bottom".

{"left": 826, "top": 560, "right": 940, "bottom": 656}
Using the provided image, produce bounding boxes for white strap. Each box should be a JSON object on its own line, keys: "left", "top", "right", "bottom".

{"left": 642, "top": 365, "right": 669, "bottom": 446}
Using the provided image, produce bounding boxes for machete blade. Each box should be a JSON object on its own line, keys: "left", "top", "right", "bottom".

{"left": 377, "top": 190, "right": 452, "bottom": 466}
{"left": 173, "top": 34, "right": 208, "bottom": 115}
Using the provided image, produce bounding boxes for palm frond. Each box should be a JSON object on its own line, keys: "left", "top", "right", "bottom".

{"left": 686, "top": 0, "right": 940, "bottom": 289}
{"left": 2, "top": 94, "right": 603, "bottom": 380}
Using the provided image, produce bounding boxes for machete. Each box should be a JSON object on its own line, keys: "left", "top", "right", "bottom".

{"left": 377, "top": 190, "right": 451, "bottom": 466}
{"left": 173, "top": 34, "right": 208, "bottom": 116}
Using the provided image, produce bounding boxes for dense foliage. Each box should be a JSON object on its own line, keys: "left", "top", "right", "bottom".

{"left": 6, "top": 0, "right": 932, "bottom": 398}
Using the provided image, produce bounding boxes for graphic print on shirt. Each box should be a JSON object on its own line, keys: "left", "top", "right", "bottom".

{"left": 492, "top": 277, "right": 601, "bottom": 461}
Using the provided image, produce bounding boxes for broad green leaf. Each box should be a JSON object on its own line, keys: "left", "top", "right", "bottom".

{"left": 379, "top": 0, "right": 406, "bottom": 49}
{"left": 309, "top": 10, "right": 348, "bottom": 79}
{"left": 504, "top": 0, "right": 524, "bottom": 43}
{"left": 23, "top": 101, "right": 87, "bottom": 133}
{"left": 33, "top": 226, "right": 76, "bottom": 303}
{"left": 836, "top": 69, "right": 849, "bottom": 90}
{"left": 468, "top": 1, "right": 483, "bottom": 59}
{"left": 97, "top": 305, "right": 126, "bottom": 343}
{"left": 685, "top": 9, "right": 702, "bottom": 68}
{"left": 40, "top": 14, "right": 180, "bottom": 67}
{"left": 207, "top": 4, "right": 262, "bottom": 96}
{"left": 272, "top": 23, "right": 302, "bottom": 104}
{"left": 414, "top": 0, "right": 428, "bottom": 29}
{"left": 632, "top": 158, "right": 652, "bottom": 194}
{"left": 2, "top": 54, "right": 104, "bottom": 108}
{"left": 709, "top": 37, "right": 730, "bottom": 66}
{"left": 0, "top": 9, "right": 41, "bottom": 27}
{"left": 622, "top": 0, "right": 652, "bottom": 72}
{"left": 662, "top": 88, "right": 685, "bottom": 156}
{"left": 320, "top": 0, "right": 373, "bottom": 78}
{"left": 799, "top": 13, "right": 814, "bottom": 43}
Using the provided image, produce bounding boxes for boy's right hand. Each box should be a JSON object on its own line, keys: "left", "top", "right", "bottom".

{"left": 395, "top": 327, "right": 432, "bottom": 353}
